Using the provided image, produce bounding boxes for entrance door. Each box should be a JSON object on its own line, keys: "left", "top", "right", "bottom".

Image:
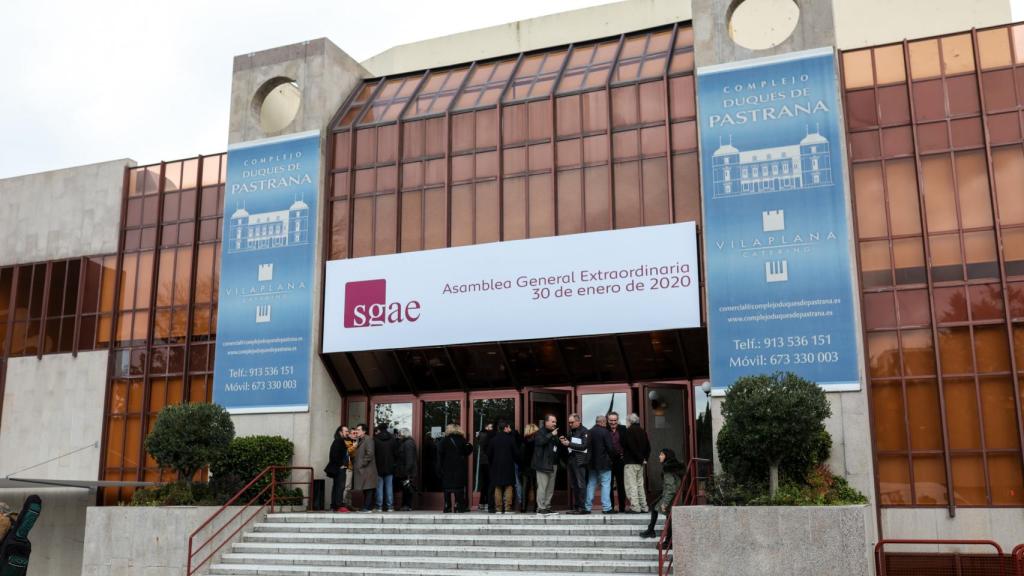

{"left": 527, "top": 388, "right": 571, "bottom": 508}
{"left": 419, "top": 393, "right": 464, "bottom": 509}
{"left": 577, "top": 386, "right": 630, "bottom": 511}
{"left": 642, "top": 383, "right": 692, "bottom": 493}
{"left": 468, "top": 392, "right": 520, "bottom": 508}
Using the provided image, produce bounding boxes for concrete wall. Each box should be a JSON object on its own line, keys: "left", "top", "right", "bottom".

{"left": 0, "top": 352, "right": 108, "bottom": 481}
{"left": 881, "top": 508, "right": 1024, "bottom": 554}
{"left": 229, "top": 38, "right": 367, "bottom": 145}
{"left": 0, "top": 159, "right": 131, "bottom": 265}
{"left": 81, "top": 506, "right": 260, "bottom": 576}
{"left": 361, "top": 0, "right": 692, "bottom": 77}
{"left": 673, "top": 505, "right": 874, "bottom": 576}
{"left": 833, "top": 0, "right": 1012, "bottom": 50}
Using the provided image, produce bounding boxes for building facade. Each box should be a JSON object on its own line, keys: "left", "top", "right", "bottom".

{"left": 0, "top": 0, "right": 1022, "bottom": 574}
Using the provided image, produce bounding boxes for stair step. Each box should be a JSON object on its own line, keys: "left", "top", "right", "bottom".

{"left": 252, "top": 522, "right": 650, "bottom": 535}
{"left": 266, "top": 512, "right": 652, "bottom": 524}
{"left": 218, "top": 553, "right": 658, "bottom": 573}
{"left": 231, "top": 542, "right": 659, "bottom": 560}
{"left": 207, "top": 565, "right": 658, "bottom": 576}
{"left": 242, "top": 532, "right": 655, "bottom": 548}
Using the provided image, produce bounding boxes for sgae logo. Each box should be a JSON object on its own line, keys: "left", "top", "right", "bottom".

{"left": 343, "top": 279, "right": 421, "bottom": 328}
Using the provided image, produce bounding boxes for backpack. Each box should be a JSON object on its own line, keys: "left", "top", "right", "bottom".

{"left": 0, "top": 495, "right": 42, "bottom": 576}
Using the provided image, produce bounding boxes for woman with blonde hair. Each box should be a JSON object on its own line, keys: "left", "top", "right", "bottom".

{"left": 518, "top": 423, "right": 539, "bottom": 513}
{"left": 436, "top": 423, "right": 473, "bottom": 513}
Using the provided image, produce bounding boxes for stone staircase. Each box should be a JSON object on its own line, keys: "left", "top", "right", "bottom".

{"left": 206, "top": 511, "right": 666, "bottom": 575}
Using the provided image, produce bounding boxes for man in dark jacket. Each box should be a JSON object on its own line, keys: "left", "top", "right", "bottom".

{"left": 607, "top": 411, "right": 628, "bottom": 512}
{"left": 532, "top": 414, "right": 560, "bottom": 515}
{"left": 475, "top": 422, "right": 494, "bottom": 511}
{"left": 559, "top": 413, "right": 590, "bottom": 514}
{"left": 395, "top": 428, "right": 418, "bottom": 511}
{"left": 622, "top": 413, "right": 651, "bottom": 513}
{"left": 324, "top": 426, "right": 351, "bottom": 513}
{"left": 586, "top": 414, "right": 615, "bottom": 514}
{"left": 486, "top": 421, "right": 518, "bottom": 513}
{"left": 373, "top": 423, "right": 399, "bottom": 511}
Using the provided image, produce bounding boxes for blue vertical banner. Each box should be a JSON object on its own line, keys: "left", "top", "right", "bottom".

{"left": 213, "top": 130, "right": 320, "bottom": 413}
{"left": 698, "top": 48, "right": 861, "bottom": 392}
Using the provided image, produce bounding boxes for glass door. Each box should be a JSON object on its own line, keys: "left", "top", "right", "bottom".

{"left": 419, "top": 393, "right": 465, "bottom": 509}
{"left": 577, "top": 385, "right": 631, "bottom": 511}
{"left": 527, "top": 388, "right": 571, "bottom": 508}
{"left": 642, "top": 383, "right": 692, "bottom": 493}
{"left": 468, "top": 391, "right": 520, "bottom": 508}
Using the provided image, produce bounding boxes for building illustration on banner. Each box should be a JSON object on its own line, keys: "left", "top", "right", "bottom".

{"left": 228, "top": 197, "right": 310, "bottom": 253}
{"left": 711, "top": 127, "right": 832, "bottom": 198}
{"left": 258, "top": 263, "right": 274, "bottom": 282}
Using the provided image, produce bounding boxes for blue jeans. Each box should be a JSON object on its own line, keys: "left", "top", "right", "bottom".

{"left": 586, "top": 469, "right": 612, "bottom": 512}
{"left": 376, "top": 474, "right": 394, "bottom": 509}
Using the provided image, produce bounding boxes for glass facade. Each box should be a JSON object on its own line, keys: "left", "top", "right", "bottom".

{"left": 843, "top": 24, "right": 1024, "bottom": 507}
{"left": 100, "top": 155, "right": 225, "bottom": 503}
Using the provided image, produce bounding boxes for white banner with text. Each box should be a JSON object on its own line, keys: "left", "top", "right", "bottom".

{"left": 323, "top": 222, "right": 700, "bottom": 352}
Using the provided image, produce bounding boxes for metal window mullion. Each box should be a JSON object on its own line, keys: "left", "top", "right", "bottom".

{"left": 972, "top": 28, "right": 1024, "bottom": 500}
{"left": 2, "top": 266, "right": 15, "bottom": 358}
{"left": 353, "top": 77, "right": 390, "bottom": 128}
{"left": 135, "top": 161, "right": 167, "bottom": 484}
{"left": 550, "top": 45, "right": 574, "bottom": 238}
{"left": 72, "top": 255, "right": 87, "bottom": 357}
{"left": 902, "top": 40, "right": 958, "bottom": 517}
{"left": 34, "top": 262, "right": 50, "bottom": 359}
{"left": 181, "top": 156, "right": 205, "bottom": 402}
{"left": 605, "top": 35, "right": 627, "bottom": 231}
{"left": 663, "top": 24, "right": 679, "bottom": 222}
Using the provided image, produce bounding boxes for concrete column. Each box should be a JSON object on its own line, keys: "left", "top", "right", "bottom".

{"left": 225, "top": 39, "right": 368, "bottom": 477}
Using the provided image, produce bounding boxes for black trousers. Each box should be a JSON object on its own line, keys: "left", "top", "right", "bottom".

{"left": 519, "top": 469, "right": 537, "bottom": 512}
{"left": 398, "top": 478, "right": 414, "bottom": 509}
{"left": 478, "top": 465, "right": 491, "bottom": 507}
{"left": 648, "top": 508, "right": 673, "bottom": 542}
{"left": 329, "top": 469, "right": 347, "bottom": 510}
{"left": 612, "top": 457, "right": 627, "bottom": 511}
{"left": 444, "top": 487, "right": 468, "bottom": 511}
{"left": 568, "top": 460, "right": 588, "bottom": 511}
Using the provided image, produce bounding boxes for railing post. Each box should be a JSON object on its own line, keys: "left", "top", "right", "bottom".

{"left": 270, "top": 466, "right": 277, "bottom": 513}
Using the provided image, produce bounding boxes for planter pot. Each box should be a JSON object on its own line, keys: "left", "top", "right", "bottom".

{"left": 671, "top": 505, "right": 874, "bottom": 576}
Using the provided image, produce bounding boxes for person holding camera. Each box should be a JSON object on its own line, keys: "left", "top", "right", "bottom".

{"left": 532, "top": 414, "right": 560, "bottom": 515}
{"left": 559, "top": 413, "right": 590, "bottom": 514}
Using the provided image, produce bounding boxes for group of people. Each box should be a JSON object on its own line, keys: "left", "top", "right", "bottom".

{"left": 324, "top": 412, "right": 683, "bottom": 543}
{"left": 324, "top": 423, "right": 418, "bottom": 513}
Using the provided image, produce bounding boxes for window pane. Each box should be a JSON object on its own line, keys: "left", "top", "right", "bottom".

{"left": 875, "top": 45, "right": 907, "bottom": 84}
{"left": 944, "top": 377, "right": 981, "bottom": 449}
{"left": 988, "top": 454, "right": 1024, "bottom": 505}
{"left": 922, "top": 156, "right": 957, "bottom": 232}
{"left": 902, "top": 329, "right": 936, "bottom": 376}
{"left": 843, "top": 50, "right": 873, "bottom": 89}
{"left": 897, "top": 289, "right": 931, "bottom": 326}
{"left": 887, "top": 159, "right": 921, "bottom": 236}
{"left": 907, "top": 379, "right": 943, "bottom": 450}
{"left": 978, "top": 28, "right": 1012, "bottom": 69}
{"left": 938, "top": 327, "right": 974, "bottom": 374}
{"left": 893, "top": 238, "right": 926, "bottom": 285}
{"left": 954, "top": 151, "right": 993, "bottom": 229}
{"left": 868, "top": 331, "right": 900, "bottom": 378}
{"left": 992, "top": 146, "right": 1024, "bottom": 225}
{"left": 860, "top": 241, "right": 892, "bottom": 288}
{"left": 941, "top": 34, "right": 975, "bottom": 75}
{"left": 963, "top": 230, "right": 998, "bottom": 280}
{"left": 974, "top": 325, "right": 1010, "bottom": 373}
{"left": 864, "top": 291, "right": 896, "bottom": 330}
{"left": 979, "top": 376, "right": 1019, "bottom": 449}
{"left": 878, "top": 455, "right": 912, "bottom": 505}
{"left": 912, "top": 455, "right": 948, "bottom": 505}
{"left": 929, "top": 234, "right": 963, "bottom": 282}
{"left": 872, "top": 380, "right": 907, "bottom": 451}
{"left": 909, "top": 39, "right": 941, "bottom": 79}
{"left": 951, "top": 455, "right": 987, "bottom": 505}
{"left": 854, "top": 163, "right": 887, "bottom": 238}
{"left": 934, "top": 286, "right": 968, "bottom": 323}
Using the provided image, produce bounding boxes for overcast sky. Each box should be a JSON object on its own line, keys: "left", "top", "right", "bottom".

{"left": 0, "top": 0, "right": 617, "bottom": 179}
{"left": 3, "top": 0, "right": 1023, "bottom": 180}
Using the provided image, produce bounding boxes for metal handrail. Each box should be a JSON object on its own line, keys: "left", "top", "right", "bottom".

{"left": 185, "top": 465, "right": 313, "bottom": 575}
{"left": 657, "top": 457, "right": 710, "bottom": 576}
{"left": 875, "top": 539, "right": 1006, "bottom": 576}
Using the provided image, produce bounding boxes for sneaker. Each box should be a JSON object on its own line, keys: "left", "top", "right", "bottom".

{"left": 359, "top": 509, "right": 373, "bottom": 514}
{"left": 602, "top": 510, "right": 617, "bottom": 515}
{"left": 385, "top": 507, "right": 395, "bottom": 512}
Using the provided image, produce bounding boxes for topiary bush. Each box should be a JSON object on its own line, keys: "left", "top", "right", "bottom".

{"left": 211, "top": 435, "right": 296, "bottom": 504}
{"left": 716, "top": 372, "right": 832, "bottom": 496}
{"left": 144, "top": 403, "right": 235, "bottom": 485}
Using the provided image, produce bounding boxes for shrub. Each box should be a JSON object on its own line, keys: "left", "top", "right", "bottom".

{"left": 716, "top": 372, "right": 831, "bottom": 496}
{"left": 211, "top": 435, "right": 296, "bottom": 504}
{"left": 144, "top": 403, "right": 235, "bottom": 485}
{"left": 707, "top": 466, "right": 868, "bottom": 506}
